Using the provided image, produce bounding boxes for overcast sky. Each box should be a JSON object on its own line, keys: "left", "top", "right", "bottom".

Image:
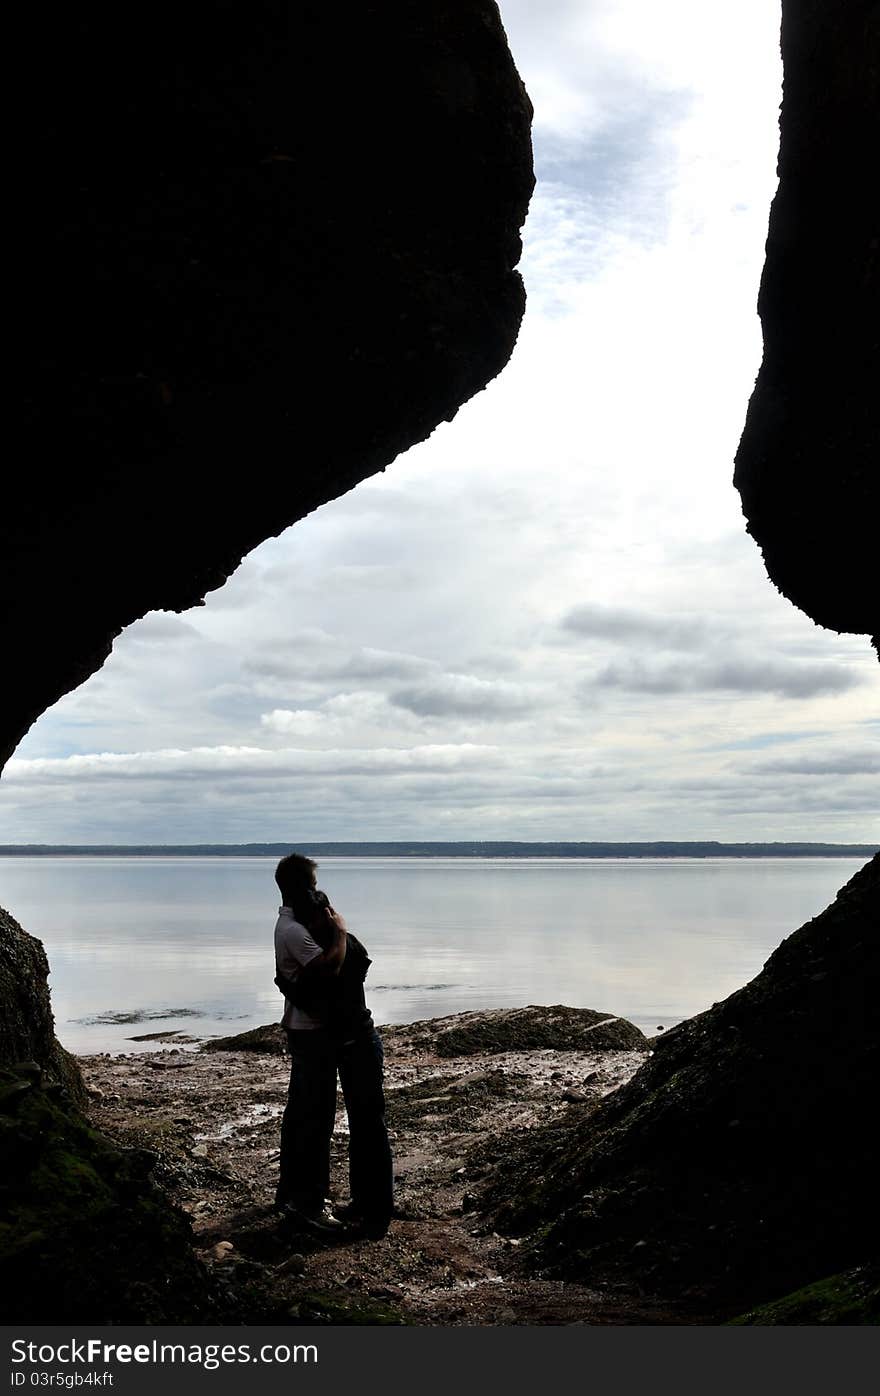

{"left": 3, "top": 0, "right": 878, "bottom": 845}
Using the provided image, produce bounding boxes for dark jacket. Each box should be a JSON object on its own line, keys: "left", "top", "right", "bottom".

{"left": 275, "top": 931, "right": 373, "bottom": 1041}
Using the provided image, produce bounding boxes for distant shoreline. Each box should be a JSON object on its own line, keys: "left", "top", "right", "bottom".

{"left": 0, "top": 842, "right": 876, "bottom": 859}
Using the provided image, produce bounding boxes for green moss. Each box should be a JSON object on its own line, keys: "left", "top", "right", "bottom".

{"left": 727, "top": 1267, "right": 880, "bottom": 1325}
{"left": 288, "top": 1288, "right": 408, "bottom": 1326}
{"left": 0, "top": 1067, "right": 213, "bottom": 1322}
{"left": 435, "top": 1006, "right": 644, "bottom": 1058}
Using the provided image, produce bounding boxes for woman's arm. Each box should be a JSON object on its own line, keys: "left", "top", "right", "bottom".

{"left": 300, "top": 906, "right": 347, "bottom": 976}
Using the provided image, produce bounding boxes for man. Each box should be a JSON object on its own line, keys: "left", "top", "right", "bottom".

{"left": 273, "top": 852, "right": 394, "bottom": 1238}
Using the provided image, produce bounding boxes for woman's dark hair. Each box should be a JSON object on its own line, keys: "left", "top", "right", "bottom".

{"left": 275, "top": 852, "right": 318, "bottom": 909}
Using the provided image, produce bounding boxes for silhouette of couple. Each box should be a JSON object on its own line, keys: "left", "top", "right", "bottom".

{"left": 272, "top": 852, "right": 393, "bottom": 1238}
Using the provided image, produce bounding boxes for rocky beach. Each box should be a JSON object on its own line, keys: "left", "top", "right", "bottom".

{"left": 77, "top": 1006, "right": 680, "bottom": 1325}
{"left": 3, "top": 857, "right": 878, "bottom": 1326}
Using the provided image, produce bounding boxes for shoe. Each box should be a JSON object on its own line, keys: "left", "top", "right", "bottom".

{"left": 279, "top": 1203, "right": 348, "bottom": 1237}
{"left": 337, "top": 1209, "right": 391, "bottom": 1239}
{"left": 331, "top": 1202, "right": 364, "bottom": 1224}
{"left": 334, "top": 1200, "right": 394, "bottom": 1235}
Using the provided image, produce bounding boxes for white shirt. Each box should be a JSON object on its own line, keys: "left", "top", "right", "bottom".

{"left": 274, "top": 905, "right": 324, "bottom": 1030}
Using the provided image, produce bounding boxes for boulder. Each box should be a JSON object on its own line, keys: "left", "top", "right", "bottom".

{"left": 203, "top": 1023, "right": 287, "bottom": 1054}
{"left": 433, "top": 1006, "right": 645, "bottom": 1057}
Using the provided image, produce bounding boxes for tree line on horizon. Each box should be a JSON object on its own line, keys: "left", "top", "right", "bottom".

{"left": 1, "top": 841, "right": 876, "bottom": 858}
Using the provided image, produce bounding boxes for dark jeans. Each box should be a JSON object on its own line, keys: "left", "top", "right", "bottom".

{"left": 278, "top": 1025, "right": 394, "bottom": 1221}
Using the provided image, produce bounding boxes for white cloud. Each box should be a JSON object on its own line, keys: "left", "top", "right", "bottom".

{"left": 5, "top": 743, "right": 504, "bottom": 784}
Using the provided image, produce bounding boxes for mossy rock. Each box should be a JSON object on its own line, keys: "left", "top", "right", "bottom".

{"left": 434, "top": 1006, "right": 645, "bottom": 1057}
{"left": 1, "top": 906, "right": 86, "bottom": 1107}
{"left": 0, "top": 1067, "right": 214, "bottom": 1322}
{"left": 728, "top": 1265, "right": 880, "bottom": 1325}
{"left": 203, "top": 1023, "right": 287, "bottom": 1054}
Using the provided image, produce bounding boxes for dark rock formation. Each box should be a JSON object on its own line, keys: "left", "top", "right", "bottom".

{"left": 205, "top": 1023, "right": 287, "bottom": 1054}
{"left": 0, "top": 906, "right": 84, "bottom": 1106}
{"left": 734, "top": 0, "right": 879, "bottom": 646}
{"left": 728, "top": 1263, "right": 880, "bottom": 1326}
{"left": 203, "top": 1006, "right": 646, "bottom": 1058}
{"left": 430, "top": 1005, "right": 645, "bottom": 1057}
{"left": 0, "top": 907, "right": 215, "bottom": 1321}
{"left": 5, "top": 0, "right": 533, "bottom": 768}
{"left": 481, "top": 855, "right": 880, "bottom": 1315}
{"left": 0, "top": 1063, "right": 216, "bottom": 1323}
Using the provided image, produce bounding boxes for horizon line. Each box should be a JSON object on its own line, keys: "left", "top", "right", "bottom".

{"left": 1, "top": 839, "right": 876, "bottom": 858}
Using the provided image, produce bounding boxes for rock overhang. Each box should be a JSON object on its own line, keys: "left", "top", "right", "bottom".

{"left": 4, "top": 0, "right": 534, "bottom": 769}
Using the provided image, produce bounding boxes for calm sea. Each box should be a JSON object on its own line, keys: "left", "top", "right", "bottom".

{"left": 0, "top": 856, "right": 866, "bottom": 1055}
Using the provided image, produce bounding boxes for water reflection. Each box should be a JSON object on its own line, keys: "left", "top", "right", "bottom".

{"left": 0, "top": 855, "right": 864, "bottom": 1053}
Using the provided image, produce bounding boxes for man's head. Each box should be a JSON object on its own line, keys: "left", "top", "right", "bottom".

{"left": 275, "top": 852, "right": 318, "bottom": 908}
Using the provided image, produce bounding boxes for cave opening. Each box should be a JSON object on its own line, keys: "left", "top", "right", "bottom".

{"left": 2, "top": 0, "right": 877, "bottom": 1329}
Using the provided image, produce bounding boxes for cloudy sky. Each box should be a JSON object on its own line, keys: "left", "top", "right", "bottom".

{"left": 3, "top": 0, "right": 878, "bottom": 845}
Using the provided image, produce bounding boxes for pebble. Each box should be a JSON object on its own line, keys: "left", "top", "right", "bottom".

{"left": 211, "top": 1242, "right": 234, "bottom": 1261}
{"left": 191, "top": 1143, "right": 209, "bottom": 1158}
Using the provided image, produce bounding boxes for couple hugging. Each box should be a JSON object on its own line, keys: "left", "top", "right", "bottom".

{"left": 273, "top": 852, "right": 393, "bottom": 1239}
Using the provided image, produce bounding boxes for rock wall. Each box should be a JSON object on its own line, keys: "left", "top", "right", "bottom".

{"left": 483, "top": 843, "right": 880, "bottom": 1312}
{"left": 734, "top": 0, "right": 879, "bottom": 646}
{"left": 4, "top": 1, "right": 533, "bottom": 769}
{"left": 482, "top": 854, "right": 880, "bottom": 1313}
{"left": 0, "top": 906, "right": 217, "bottom": 1321}
{"left": 0, "top": 906, "right": 84, "bottom": 1105}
